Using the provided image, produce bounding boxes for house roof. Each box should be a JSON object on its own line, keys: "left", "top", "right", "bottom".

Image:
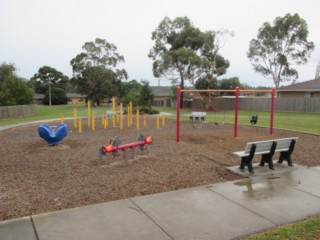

{"left": 151, "top": 86, "right": 173, "bottom": 97}
{"left": 278, "top": 79, "right": 320, "bottom": 92}
{"left": 66, "top": 93, "right": 87, "bottom": 98}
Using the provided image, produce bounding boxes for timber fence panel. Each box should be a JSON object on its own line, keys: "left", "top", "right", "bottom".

{"left": 0, "top": 105, "right": 36, "bottom": 119}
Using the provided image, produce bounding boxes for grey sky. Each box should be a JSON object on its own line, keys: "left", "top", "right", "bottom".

{"left": 1, "top": 0, "right": 319, "bottom": 87}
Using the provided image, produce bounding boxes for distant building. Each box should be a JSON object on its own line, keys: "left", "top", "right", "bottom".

{"left": 277, "top": 79, "right": 320, "bottom": 98}
{"left": 151, "top": 86, "right": 174, "bottom": 107}
{"left": 33, "top": 93, "right": 87, "bottom": 104}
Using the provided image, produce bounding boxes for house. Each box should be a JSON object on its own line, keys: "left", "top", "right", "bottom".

{"left": 33, "top": 93, "right": 87, "bottom": 104}
{"left": 277, "top": 79, "right": 320, "bottom": 98}
{"left": 66, "top": 93, "right": 86, "bottom": 104}
{"left": 151, "top": 86, "right": 174, "bottom": 107}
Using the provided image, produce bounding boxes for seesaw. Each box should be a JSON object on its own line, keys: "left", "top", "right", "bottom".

{"left": 98, "top": 133, "right": 153, "bottom": 160}
{"left": 38, "top": 124, "right": 68, "bottom": 145}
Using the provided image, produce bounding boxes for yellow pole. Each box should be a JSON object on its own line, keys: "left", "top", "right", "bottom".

{"left": 144, "top": 115, "right": 147, "bottom": 127}
{"left": 73, "top": 108, "right": 77, "bottom": 128}
{"left": 101, "top": 113, "right": 105, "bottom": 126}
{"left": 92, "top": 111, "right": 95, "bottom": 131}
{"left": 127, "top": 106, "right": 130, "bottom": 127}
{"left": 157, "top": 116, "right": 160, "bottom": 129}
{"left": 120, "top": 103, "right": 123, "bottom": 130}
{"left": 162, "top": 115, "right": 165, "bottom": 127}
{"left": 129, "top": 101, "right": 133, "bottom": 126}
{"left": 104, "top": 116, "right": 108, "bottom": 129}
{"left": 60, "top": 116, "right": 64, "bottom": 124}
{"left": 78, "top": 118, "right": 82, "bottom": 133}
{"left": 88, "top": 100, "right": 91, "bottom": 127}
{"left": 136, "top": 109, "right": 139, "bottom": 130}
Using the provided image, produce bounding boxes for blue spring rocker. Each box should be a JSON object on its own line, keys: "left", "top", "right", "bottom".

{"left": 38, "top": 124, "right": 68, "bottom": 145}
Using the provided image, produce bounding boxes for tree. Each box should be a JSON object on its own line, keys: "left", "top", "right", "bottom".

{"left": 31, "top": 66, "right": 69, "bottom": 94}
{"left": 247, "top": 13, "right": 314, "bottom": 88}
{"left": 0, "top": 62, "right": 16, "bottom": 83}
{"left": 149, "top": 16, "right": 231, "bottom": 107}
{"left": 0, "top": 76, "right": 33, "bottom": 106}
{"left": 43, "top": 87, "right": 68, "bottom": 105}
{"left": 70, "top": 38, "right": 128, "bottom": 106}
{"left": 139, "top": 80, "right": 154, "bottom": 108}
{"left": 0, "top": 62, "right": 33, "bottom": 106}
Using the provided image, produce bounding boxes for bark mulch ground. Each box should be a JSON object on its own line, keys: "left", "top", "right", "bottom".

{"left": 1, "top": 118, "right": 319, "bottom": 221}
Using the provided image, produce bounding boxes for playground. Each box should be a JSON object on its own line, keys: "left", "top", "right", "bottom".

{"left": 1, "top": 117, "right": 320, "bottom": 221}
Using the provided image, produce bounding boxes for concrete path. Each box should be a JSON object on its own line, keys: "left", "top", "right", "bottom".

{"left": 1, "top": 166, "right": 320, "bottom": 240}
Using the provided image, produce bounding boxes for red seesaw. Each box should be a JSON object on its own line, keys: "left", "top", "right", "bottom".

{"left": 98, "top": 133, "right": 153, "bottom": 160}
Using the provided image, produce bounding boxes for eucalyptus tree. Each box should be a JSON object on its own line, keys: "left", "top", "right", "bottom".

{"left": 149, "top": 16, "right": 231, "bottom": 107}
{"left": 247, "top": 13, "right": 314, "bottom": 88}
{"left": 70, "top": 38, "right": 128, "bottom": 106}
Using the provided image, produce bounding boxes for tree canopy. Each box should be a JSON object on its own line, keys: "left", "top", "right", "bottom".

{"left": 149, "top": 16, "right": 231, "bottom": 106}
{"left": 247, "top": 13, "right": 314, "bottom": 88}
{"left": 30, "top": 66, "right": 69, "bottom": 94}
{"left": 0, "top": 62, "right": 33, "bottom": 106}
{"left": 70, "top": 38, "right": 128, "bottom": 106}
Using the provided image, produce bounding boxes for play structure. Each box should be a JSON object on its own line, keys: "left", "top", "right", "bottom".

{"left": 98, "top": 133, "right": 153, "bottom": 160}
{"left": 71, "top": 98, "right": 165, "bottom": 133}
{"left": 176, "top": 86, "right": 276, "bottom": 142}
{"left": 38, "top": 124, "right": 68, "bottom": 145}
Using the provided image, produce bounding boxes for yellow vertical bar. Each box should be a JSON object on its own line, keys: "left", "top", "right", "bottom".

{"left": 127, "top": 106, "right": 130, "bottom": 127}
{"left": 92, "top": 111, "right": 95, "bottom": 131}
{"left": 120, "top": 103, "right": 123, "bottom": 130}
{"left": 129, "top": 101, "right": 133, "bottom": 126}
{"left": 136, "top": 109, "right": 139, "bottom": 130}
{"left": 79, "top": 118, "right": 82, "bottom": 133}
{"left": 73, "top": 108, "right": 77, "bottom": 128}
{"left": 60, "top": 116, "right": 64, "bottom": 124}
{"left": 162, "top": 115, "right": 165, "bottom": 127}
{"left": 88, "top": 100, "right": 91, "bottom": 127}
{"left": 157, "top": 116, "right": 160, "bottom": 129}
{"left": 144, "top": 115, "right": 147, "bottom": 127}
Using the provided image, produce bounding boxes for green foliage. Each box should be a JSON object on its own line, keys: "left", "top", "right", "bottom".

{"left": 43, "top": 87, "right": 68, "bottom": 105}
{"left": 247, "top": 13, "right": 314, "bottom": 88}
{"left": 31, "top": 66, "right": 69, "bottom": 94}
{"left": 119, "top": 80, "right": 141, "bottom": 106}
{"left": 139, "top": 80, "right": 154, "bottom": 107}
{"left": 149, "top": 16, "right": 231, "bottom": 89}
{"left": 139, "top": 106, "right": 160, "bottom": 115}
{"left": 0, "top": 63, "right": 33, "bottom": 106}
{"left": 70, "top": 38, "right": 128, "bottom": 106}
{"left": 0, "top": 62, "right": 16, "bottom": 83}
{"left": 0, "top": 76, "right": 34, "bottom": 106}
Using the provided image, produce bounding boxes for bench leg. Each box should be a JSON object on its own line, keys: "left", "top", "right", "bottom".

{"left": 277, "top": 139, "right": 296, "bottom": 167}
{"left": 278, "top": 152, "right": 293, "bottom": 166}
{"left": 260, "top": 154, "right": 275, "bottom": 170}
{"left": 240, "top": 157, "right": 254, "bottom": 173}
{"left": 259, "top": 141, "right": 277, "bottom": 170}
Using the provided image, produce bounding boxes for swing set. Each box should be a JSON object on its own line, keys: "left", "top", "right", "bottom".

{"left": 176, "top": 86, "right": 276, "bottom": 143}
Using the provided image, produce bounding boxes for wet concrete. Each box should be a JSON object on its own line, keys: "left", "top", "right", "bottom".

{"left": 1, "top": 167, "right": 320, "bottom": 240}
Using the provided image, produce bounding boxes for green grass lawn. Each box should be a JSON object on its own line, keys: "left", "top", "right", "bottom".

{"left": 1, "top": 105, "right": 319, "bottom": 135}
{"left": 241, "top": 215, "right": 320, "bottom": 240}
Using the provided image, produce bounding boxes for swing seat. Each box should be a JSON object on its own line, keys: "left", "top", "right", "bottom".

{"left": 250, "top": 115, "right": 258, "bottom": 125}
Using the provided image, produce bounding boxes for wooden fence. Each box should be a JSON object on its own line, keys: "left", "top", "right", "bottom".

{"left": 0, "top": 105, "right": 36, "bottom": 119}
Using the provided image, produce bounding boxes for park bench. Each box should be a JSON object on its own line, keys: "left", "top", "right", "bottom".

{"left": 233, "top": 137, "right": 298, "bottom": 173}
{"left": 189, "top": 112, "right": 206, "bottom": 122}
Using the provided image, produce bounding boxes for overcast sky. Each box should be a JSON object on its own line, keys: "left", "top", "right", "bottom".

{"left": 1, "top": 0, "right": 319, "bottom": 87}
